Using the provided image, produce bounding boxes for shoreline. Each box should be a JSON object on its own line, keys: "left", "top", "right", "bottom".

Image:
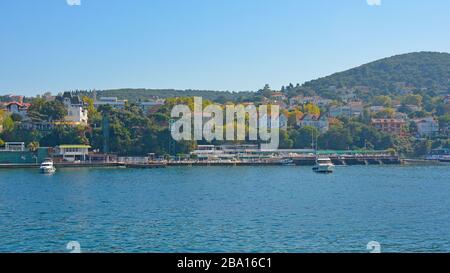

{"left": 0, "top": 158, "right": 447, "bottom": 169}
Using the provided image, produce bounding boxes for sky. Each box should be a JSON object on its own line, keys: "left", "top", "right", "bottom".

{"left": 0, "top": 0, "right": 449, "bottom": 96}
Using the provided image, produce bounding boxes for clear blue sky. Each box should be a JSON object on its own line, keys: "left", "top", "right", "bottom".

{"left": 1, "top": 0, "right": 449, "bottom": 96}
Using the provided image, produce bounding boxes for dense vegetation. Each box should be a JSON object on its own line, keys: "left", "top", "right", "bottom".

{"left": 1, "top": 51, "right": 449, "bottom": 157}
{"left": 300, "top": 52, "right": 450, "bottom": 99}
{"left": 74, "top": 89, "right": 256, "bottom": 104}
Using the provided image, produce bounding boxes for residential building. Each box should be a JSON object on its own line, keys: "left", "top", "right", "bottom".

{"left": 369, "top": 106, "right": 386, "bottom": 113}
{"left": 297, "top": 114, "right": 329, "bottom": 133}
{"left": 57, "top": 92, "right": 88, "bottom": 125}
{"left": 413, "top": 117, "right": 439, "bottom": 138}
{"left": 371, "top": 119, "right": 407, "bottom": 136}
{"left": 444, "top": 94, "right": 450, "bottom": 104}
{"left": 260, "top": 113, "right": 288, "bottom": 130}
{"left": 339, "top": 91, "right": 357, "bottom": 102}
{"left": 6, "top": 101, "right": 31, "bottom": 119}
{"left": 270, "top": 92, "right": 287, "bottom": 101}
{"left": 329, "top": 101, "right": 363, "bottom": 118}
{"left": 138, "top": 99, "right": 165, "bottom": 113}
{"left": 94, "top": 97, "right": 127, "bottom": 109}
{"left": 289, "top": 96, "right": 331, "bottom": 107}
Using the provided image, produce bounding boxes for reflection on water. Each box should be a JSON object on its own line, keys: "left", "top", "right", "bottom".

{"left": 0, "top": 165, "right": 449, "bottom": 253}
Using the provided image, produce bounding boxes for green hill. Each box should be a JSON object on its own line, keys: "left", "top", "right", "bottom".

{"left": 75, "top": 88, "right": 255, "bottom": 103}
{"left": 300, "top": 52, "right": 450, "bottom": 99}
{"left": 74, "top": 52, "right": 449, "bottom": 102}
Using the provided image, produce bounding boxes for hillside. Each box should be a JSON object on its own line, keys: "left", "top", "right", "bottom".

{"left": 300, "top": 52, "right": 450, "bottom": 99}
{"left": 75, "top": 89, "right": 254, "bottom": 103}
{"left": 74, "top": 52, "right": 450, "bottom": 102}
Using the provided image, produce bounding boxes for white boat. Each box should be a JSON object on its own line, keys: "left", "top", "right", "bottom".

{"left": 313, "top": 157, "right": 334, "bottom": 173}
{"left": 40, "top": 159, "right": 56, "bottom": 174}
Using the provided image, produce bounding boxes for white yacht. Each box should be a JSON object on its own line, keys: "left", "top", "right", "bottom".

{"left": 313, "top": 157, "right": 334, "bottom": 173}
{"left": 40, "top": 159, "right": 56, "bottom": 174}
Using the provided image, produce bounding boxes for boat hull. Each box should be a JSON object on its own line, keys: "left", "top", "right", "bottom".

{"left": 313, "top": 165, "right": 334, "bottom": 173}
{"left": 40, "top": 167, "right": 56, "bottom": 174}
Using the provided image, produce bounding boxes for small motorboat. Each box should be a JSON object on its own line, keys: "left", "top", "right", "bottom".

{"left": 281, "top": 158, "right": 295, "bottom": 166}
{"left": 40, "top": 159, "right": 56, "bottom": 174}
{"left": 313, "top": 157, "right": 334, "bottom": 173}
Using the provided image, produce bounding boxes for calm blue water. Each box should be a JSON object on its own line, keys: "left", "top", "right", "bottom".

{"left": 0, "top": 165, "right": 449, "bottom": 253}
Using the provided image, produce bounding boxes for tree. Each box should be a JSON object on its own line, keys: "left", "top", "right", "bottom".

{"left": 303, "top": 103, "right": 321, "bottom": 116}
{"left": 2, "top": 115, "right": 14, "bottom": 132}
{"left": 27, "top": 141, "right": 40, "bottom": 152}
{"left": 319, "top": 127, "right": 352, "bottom": 150}
{"left": 438, "top": 114, "right": 450, "bottom": 135}
{"left": 374, "top": 108, "right": 395, "bottom": 118}
{"left": 40, "top": 125, "right": 89, "bottom": 147}
{"left": 292, "top": 126, "right": 319, "bottom": 149}
{"left": 41, "top": 100, "right": 67, "bottom": 121}
{"left": 279, "top": 130, "right": 293, "bottom": 149}
{"left": 28, "top": 98, "right": 67, "bottom": 121}
{"left": 82, "top": 96, "right": 101, "bottom": 122}
{"left": 401, "top": 94, "right": 423, "bottom": 106}
{"left": 371, "top": 96, "right": 392, "bottom": 107}
{"left": 413, "top": 140, "right": 432, "bottom": 157}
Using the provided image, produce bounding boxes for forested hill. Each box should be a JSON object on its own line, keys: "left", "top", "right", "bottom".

{"left": 74, "top": 52, "right": 450, "bottom": 102}
{"left": 76, "top": 89, "right": 254, "bottom": 103}
{"left": 300, "top": 52, "right": 450, "bottom": 99}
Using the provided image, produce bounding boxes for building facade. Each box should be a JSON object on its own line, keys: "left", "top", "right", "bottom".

{"left": 297, "top": 114, "right": 330, "bottom": 133}
{"left": 413, "top": 117, "right": 439, "bottom": 138}
{"left": 371, "top": 119, "right": 407, "bottom": 136}
{"left": 57, "top": 92, "right": 88, "bottom": 125}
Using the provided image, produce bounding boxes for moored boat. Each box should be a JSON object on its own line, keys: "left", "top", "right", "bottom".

{"left": 40, "top": 159, "right": 56, "bottom": 174}
{"left": 313, "top": 157, "right": 334, "bottom": 173}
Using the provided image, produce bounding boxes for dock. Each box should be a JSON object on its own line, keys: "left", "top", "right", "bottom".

{"left": 0, "top": 154, "right": 404, "bottom": 169}
{"left": 291, "top": 155, "right": 402, "bottom": 166}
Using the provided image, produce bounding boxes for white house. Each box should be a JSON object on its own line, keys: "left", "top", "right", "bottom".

{"left": 138, "top": 99, "right": 165, "bottom": 113}
{"left": 54, "top": 145, "right": 91, "bottom": 162}
{"left": 413, "top": 117, "right": 439, "bottom": 138}
{"left": 94, "top": 97, "right": 127, "bottom": 109}
{"left": 297, "top": 114, "right": 329, "bottom": 133}
{"left": 57, "top": 92, "right": 88, "bottom": 125}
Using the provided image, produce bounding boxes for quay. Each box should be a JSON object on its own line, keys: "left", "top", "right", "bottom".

{"left": 0, "top": 162, "right": 167, "bottom": 169}
{"left": 291, "top": 155, "right": 402, "bottom": 166}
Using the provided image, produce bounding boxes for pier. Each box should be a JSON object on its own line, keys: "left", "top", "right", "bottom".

{"left": 291, "top": 155, "right": 401, "bottom": 166}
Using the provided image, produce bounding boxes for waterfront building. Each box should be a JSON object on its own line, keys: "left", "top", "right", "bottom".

{"left": 56, "top": 92, "right": 88, "bottom": 125}
{"left": 54, "top": 145, "right": 91, "bottom": 162}
{"left": 413, "top": 117, "right": 439, "bottom": 138}
{"left": 0, "top": 142, "right": 50, "bottom": 164}
{"left": 371, "top": 118, "right": 407, "bottom": 136}
{"left": 4, "top": 142, "right": 25, "bottom": 151}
